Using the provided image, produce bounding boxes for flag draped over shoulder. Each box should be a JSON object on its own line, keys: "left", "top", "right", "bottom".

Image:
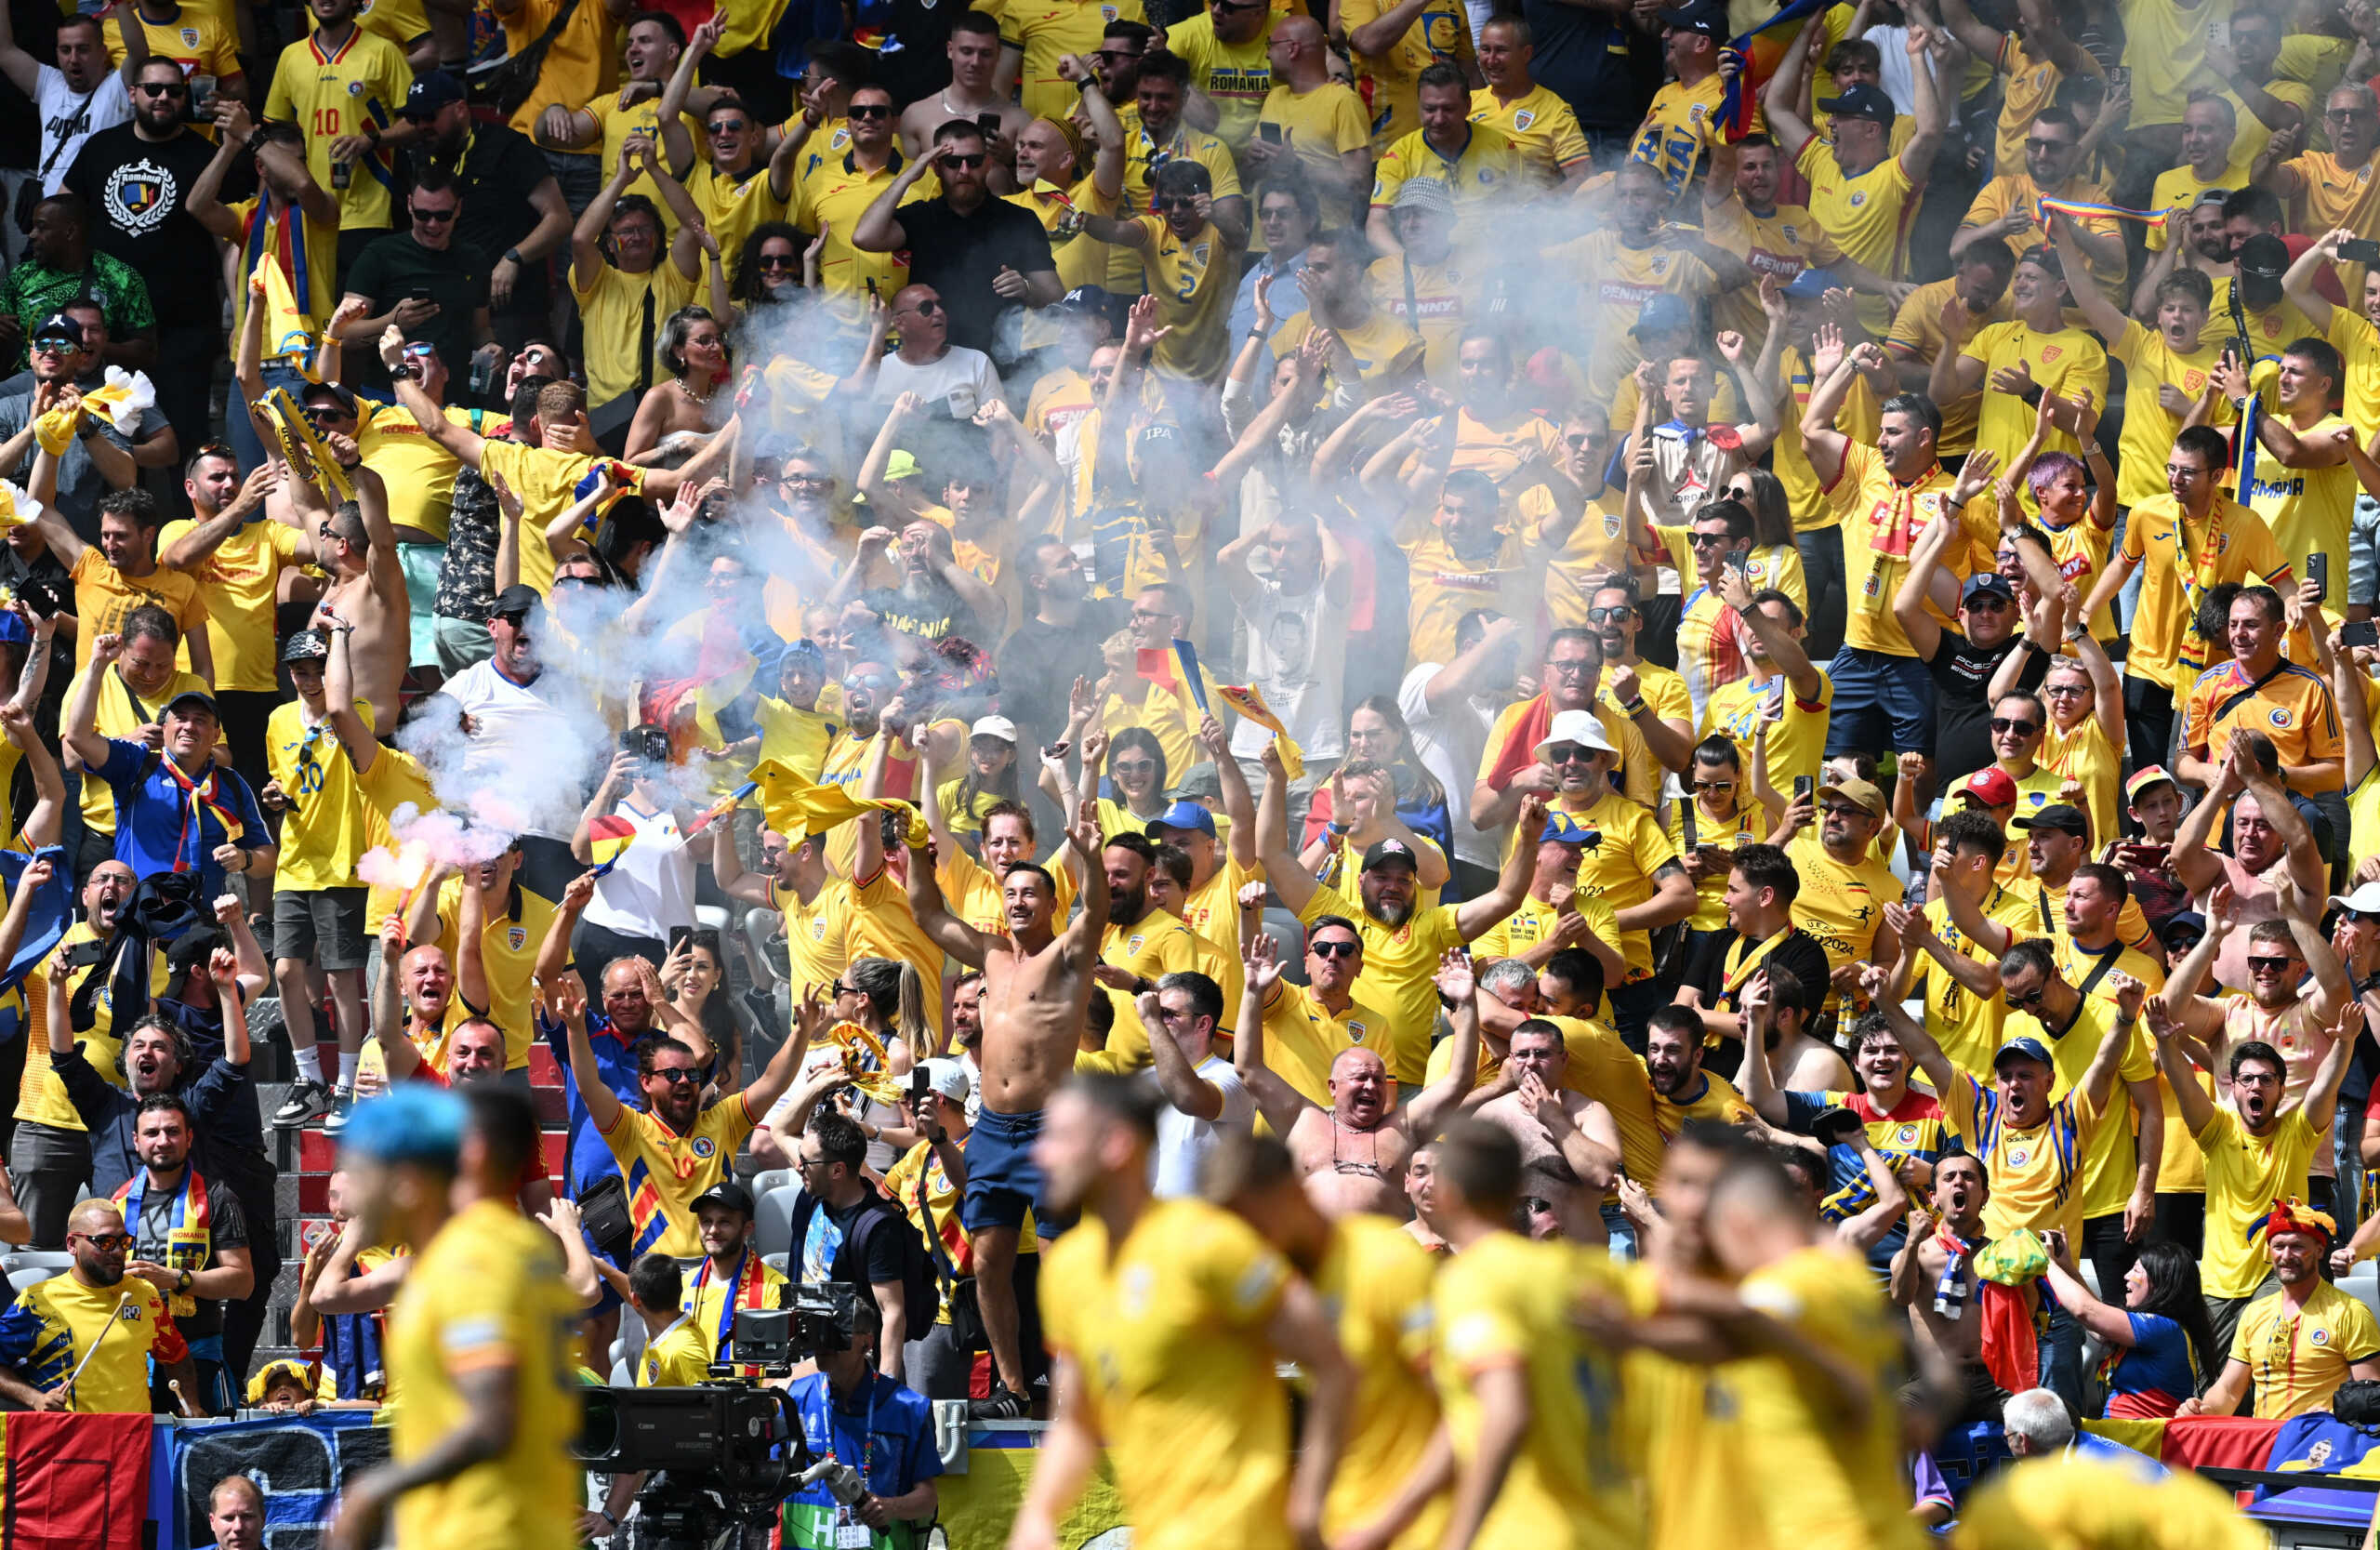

{"left": 1481, "top": 693, "right": 1554, "bottom": 793}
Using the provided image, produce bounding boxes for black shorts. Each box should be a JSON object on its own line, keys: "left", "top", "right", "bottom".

{"left": 272, "top": 886, "right": 369, "bottom": 971}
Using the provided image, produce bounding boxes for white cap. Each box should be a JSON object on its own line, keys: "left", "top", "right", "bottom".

{"left": 916, "top": 1057, "right": 972, "bottom": 1103}
{"left": 971, "top": 715, "right": 1019, "bottom": 743}
{"left": 2332, "top": 881, "right": 2380, "bottom": 916}
{"left": 1534, "top": 709, "right": 1616, "bottom": 763}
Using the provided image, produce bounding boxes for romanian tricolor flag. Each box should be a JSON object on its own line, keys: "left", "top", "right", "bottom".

{"left": 752, "top": 759, "right": 930, "bottom": 852}
{"left": 1718, "top": 0, "right": 1834, "bottom": 139}
{"left": 1212, "top": 682, "right": 1304, "bottom": 779}
{"left": 1135, "top": 638, "right": 1210, "bottom": 712}
{"left": 1480, "top": 693, "right": 1555, "bottom": 794}
{"left": 685, "top": 781, "right": 759, "bottom": 841}
{"left": 587, "top": 814, "right": 639, "bottom": 877}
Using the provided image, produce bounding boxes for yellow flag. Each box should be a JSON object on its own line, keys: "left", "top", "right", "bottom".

{"left": 254, "top": 248, "right": 319, "bottom": 372}
{"left": 752, "top": 758, "right": 930, "bottom": 850}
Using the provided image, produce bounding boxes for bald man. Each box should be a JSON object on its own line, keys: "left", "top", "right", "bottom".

{"left": 1233, "top": 938, "right": 1490, "bottom": 1217}
{"left": 0, "top": 1199, "right": 197, "bottom": 1412}
{"left": 210, "top": 1476, "right": 265, "bottom": 1550}
{"left": 1246, "top": 16, "right": 1375, "bottom": 211}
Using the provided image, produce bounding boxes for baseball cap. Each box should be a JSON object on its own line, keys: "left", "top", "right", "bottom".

{"left": 970, "top": 715, "right": 1018, "bottom": 744}
{"left": 2160, "top": 910, "right": 2208, "bottom": 950}
{"left": 1818, "top": 775, "right": 1884, "bottom": 815}
{"left": 1363, "top": 838, "right": 1421, "bottom": 873}
{"left": 1817, "top": 82, "right": 1897, "bottom": 124}
{"left": 914, "top": 1057, "right": 972, "bottom": 1104}
{"left": 1781, "top": 268, "right": 1837, "bottom": 300}
{"left": 27, "top": 311, "right": 80, "bottom": 349}
{"left": 882, "top": 449, "right": 924, "bottom": 482}
{"left": 399, "top": 70, "right": 466, "bottom": 120}
{"left": 1956, "top": 767, "right": 2018, "bottom": 808}
{"left": 693, "top": 1179, "right": 755, "bottom": 1216}
{"left": 1657, "top": 0, "right": 1727, "bottom": 38}
{"left": 281, "top": 629, "right": 329, "bottom": 665}
{"left": 1534, "top": 708, "right": 1616, "bottom": 762}
{"left": 1993, "top": 1035, "right": 2056, "bottom": 1070}
{"left": 164, "top": 689, "right": 222, "bottom": 721}
{"left": 1147, "top": 799, "right": 1218, "bottom": 839}
{"left": 300, "top": 379, "right": 359, "bottom": 413}
{"left": 2125, "top": 765, "right": 2178, "bottom": 803}
{"left": 1392, "top": 177, "right": 1457, "bottom": 218}
{"left": 2235, "top": 232, "right": 2291, "bottom": 281}
{"left": 2332, "top": 881, "right": 2380, "bottom": 916}
{"left": 0, "top": 611, "right": 24, "bottom": 646}
{"left": 1632, "top": 293, "right": 1695, "bottom": 338}
{"left": 1056, "top": 285, "right": 1114, "bottom": 315}
{"left": 1540, "top": 811, "right": 1597, "bottom": 845}
{"left": 1962, "top": 572, "right": 2016, "bottom": 605}
{"left": 1166, "top": 762, "right": 1224, "bottom": 804}
{"left": 2013, "top": 802, "right": 2088, "bottom": 838}
{"left": 489, "top": 583, "right": 543, "bottom": 621}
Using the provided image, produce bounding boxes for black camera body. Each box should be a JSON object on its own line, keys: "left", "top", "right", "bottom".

{"left": 621, "top": 723, "right": 673, "bottom": 766}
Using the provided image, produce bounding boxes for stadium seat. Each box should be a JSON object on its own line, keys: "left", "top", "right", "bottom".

{"left": 1, "top": 1251, "right": 73, "bottom": 1278}
{"left": 747, "top": 1168, "right": 794, "bottom": 1202}
{"left": 756, "top": 1185, "right": 800, "bottom": 1262}
{"left": 1263, "top": 908, "right": 1306, "bottom": 985}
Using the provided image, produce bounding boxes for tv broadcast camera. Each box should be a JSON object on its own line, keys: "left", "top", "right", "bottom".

{"left": 573, "top": 1283, "right": 863, "bottom": 1550}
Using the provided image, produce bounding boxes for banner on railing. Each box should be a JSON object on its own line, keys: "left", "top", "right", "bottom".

{"left": 152, "top": 1411, "right": 390, "bottom": 1550}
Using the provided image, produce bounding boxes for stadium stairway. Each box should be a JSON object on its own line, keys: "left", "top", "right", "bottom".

{"left": 249, "top": 997, "right": 575, "bottom": 1376}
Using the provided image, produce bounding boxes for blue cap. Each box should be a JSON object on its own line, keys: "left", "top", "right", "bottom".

{"left": 1963, "top": 572, "right": 2016, "bottom": 604}
{"left": 1540, "top": 811, "right": 1596, "bottom": 845}
{"left": 399, "top": 70, "right": 466, "bottom": 120}
{"left": 339, "top": 1086, "right": 466, "bottom": 1170}
{"left": 0, "top": 611, "right": 26, "bottom": 646}
{"left": 1993, "top": 1035, "right": 2056, "bottom": 1070}
{"left": 1146, "top": 800, "right": 1217, "bottom": 839}
{"left": 1782, "top": 268, "right": 1837, "bottom": 300}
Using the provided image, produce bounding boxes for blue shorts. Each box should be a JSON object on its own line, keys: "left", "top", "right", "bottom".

{"left": 1825, "top": 645, "right": 1936, "bottom": 758}
{"left": 963, "top": 1106, "right": 1047, "bottom": 1233}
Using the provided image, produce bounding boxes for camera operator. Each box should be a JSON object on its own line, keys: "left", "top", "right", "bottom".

{"left": 581, "top": 1252, "right": 712, "bottom": 1543}
{"left": 784, "top": 1297, "right": 941, "bottom": 1550}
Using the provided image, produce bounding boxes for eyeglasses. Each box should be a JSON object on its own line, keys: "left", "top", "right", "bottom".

{"left": 1311, "top": 939, "right": 1360, "bottom": 959}
{"left": 72, "top": 1231, "right": 135, "bottom": 1252}
{"left": 645, "top": 1066, "right": 699, "bottom": 1084}
{"left": 136, "top": 80, "right": 187, "bottom": 97}
{"left": 2330, "top": 107, "right": 2376, "bottom": 122}
{"left": 1544, "top": 743, "right": 1596, "bottom": 764}
{"left": 941, "top": 152, "right": 988, "bottom": 169}
{"left": 846, "top": 103, "right": 893, "bottom": 119}
{"left": 2043, "top": 682, "right": 2089, "bottom": 697}
{"left": 1587, "top": 606, "right": 1633, "bottom": 623}
{"left": 1130, "top": 607, "right": 1171, "bottom": 624}
{"left": 2246, "top": 955, "right": 2296, "bottom": 974}
{"left": 408, "top": 205, "right": 456, "bottom": 223}
{"left": 758, "top": 253, "right": 800, "bottom": 270}
{"left": 797, "top": 1154, "right": 833, "bottom": 1171}
{"left": 1989, "top": 717, "right": 2040, "bottom": 736}
{"left": 1546, "top": 657, "right": 1593, "bottom": 676}
{"left": 781, "top": 470, "right": 833, "bottom": 485}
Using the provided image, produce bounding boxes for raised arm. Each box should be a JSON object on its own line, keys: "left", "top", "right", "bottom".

{"left": 1233, "top": 933, "right": 1316, "bottom": 1138}
{"left": 1407, "top": 950, "right": 1486, "bottom": 1134}
{"left": 551, "top": 971, "right": 624, "bottom": 1134}
{"left": 1452, "top": 794, "right": 1551, "bottom": 941}
{"left": 1253, "top": 743, "right": 1319, "bottom": 918}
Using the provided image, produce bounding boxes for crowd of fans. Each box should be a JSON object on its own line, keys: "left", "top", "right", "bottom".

{"left": 7, "top": 0, "right": 2380, "bottom": 1541}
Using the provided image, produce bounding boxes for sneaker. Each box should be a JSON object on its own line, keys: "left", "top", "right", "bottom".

{"left": 271, "top": 1080, "right": 331, "bottom": 1129}
{"left": 322, "top": 1090, "right": 356, "bottom": 1135}
{"left": 968, "top": 1384, "right": 1026, "bottom": 1421}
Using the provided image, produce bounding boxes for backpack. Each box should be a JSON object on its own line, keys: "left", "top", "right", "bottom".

{"left": 792, "top": 1186, "right": 942, "bottom": 1335}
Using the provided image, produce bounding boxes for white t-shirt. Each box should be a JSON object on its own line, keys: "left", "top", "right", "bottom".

{"left": 36, "top": 65, "right": 131, "bottom": 192}
{"left": 1148, "top": 1054, "right": 1252, "bottom": 1199}
{"left": 1397, "top": 660, "right": 1499, "bottom": 869}
{"left": 1230, "top": 575, "right": 1349, "bottom": 765}
{"left": 581, "top": 795, "right": 696, "bottom": 943}
{"left": 870, "top": 346, "right": 1002, "bottom": 415}
{"left": 430, "top": 657, "right": 588, "bottom": 838}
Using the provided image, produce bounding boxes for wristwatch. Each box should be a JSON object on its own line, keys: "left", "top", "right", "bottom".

{"left": 503, "top": 246, "right": 524, "bottom": 268}
{"left": 176, "top": 1267, "right": 192, "bottom": 1293}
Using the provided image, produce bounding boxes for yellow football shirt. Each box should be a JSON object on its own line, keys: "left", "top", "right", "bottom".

{"left": 267, "top": 697, "right": 375, "bottom": 892}
{"left": 1342, "top": 0, "right": 1474, "bottom": 148}
{"left": 0, "top": 1271, "right": 182, "bottom": 1414}
{"left": 1795, "top": 138, "right": 1917, "bottom": 318}
{"left": 1293, "top": 884, "right": 1461, "bottom": 1086}
{"left": 158, "top": 516, "right": 305, "bottom": 694}
{"left": 2194, "top": 1104, "right": 2320, "bottom": 1299}
{"left": 1944, "top": 1069, "right": 2108, "bottom": 1245}
{"left": 599, "top": 1094, "right": 761, "bottom": 1258}
{"left": 474, "top": 439, "right": 649, "bottom": 598}
{"left": 1256, "top": 979, "right": 1393, "bottom": 1108}
{"left": 1091, "top": 908, "right": 1206, "bottom": 1071}
{"left": 2243, "top": 411, "right": 2356, "bottom": 576}
{"left": 2230, "top": 1279, "right": 2380, "bottom": 1419}
{"left": 1319, "top": 1213, "right": 1446, "bottom": 1549}
{"left": 427, "top": 872, "right": 555, "bottom": 1070}
{"left": 1435, "top": 1232, "right": 1640, "bottom": 1549}
{"left": 638, "top": 1317, "right": 712, "bottom": 1386}
{"left": 1005, "top": 0, "right": 1151, "bottom": 121}
{"left": 263, "top": 26, "right": 413, "bottom": 232}
{"left": 1469, "top": 83, "right": 1589, "bottom": 186}
{"left": 591, "top": 91, "right": 707, "bottom": 230}
{"left": 1164, "top": 12, "right": 1273, "bottom": 152}
{"left": 2009, "top": 990, "right": 2157, "bottom": 1219}
{"left": 1911, "top": 883, "right": 2043, "bottom": 1077}
{"left": 1039, "top": 1198, "right": 1293, "bottom": 1550}
{"left": 2119, "top": 497, "right": 2294, "bottom": 693}
{"left": 388, "top": 1199, "right": 581, "bottom": 1549}
{"left": 847, "top": 864, "right": 945, "bottom": 1038}
{"left": 1701, "top": 670, "right": 1832, "bottom": 796}
{"left": 1784, "top": 828, "right": 1898, "bottom": 999}
{"left": 1132, "top": 214, "right": 1236, "bottom": 381}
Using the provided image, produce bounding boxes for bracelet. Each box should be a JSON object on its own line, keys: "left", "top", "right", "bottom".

{"left": 2022, "top": 639, "right": 2051, "bottom": 657}
{"left": 1326, "top": 821, "right": 1350, "bottom": 835}
{"left": 1620, "top": 697, "right": 1648, "bottom": 717}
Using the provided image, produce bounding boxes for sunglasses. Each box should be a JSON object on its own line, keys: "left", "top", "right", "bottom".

{"left": 706, "top": 119, "right": 748, "bottom": 135}
{"left": 758, "top": 253, "right": 799, "bottom": 270}
{"left": 136, "top": 80, "right": 187, "bottom": 97}
{"left": 1158, "top": 194, "right": 1202, "bottom": 209}
{"left": 1990, "top": 717, "right": 2040, "bottom": 736}
{"left": 846, "top": 103, "right": 892, "bottom": 119}
{"left": 942, "top": 152, "right": 988, "bottom": 169}
{"left": 2003, "top": 985, "right": 2045, "bottom": 1010}
{"left": 2025, "top": 138, "right": 2071, "bottom": 152}
{"left": 1112, "top": 759, "right": 1157, "bottom": 776}
{"left": 30, "top": 338, "right": 76, "bottom": 354}
{"left": 1544, "top": 743, "right": 1596, "bottom": 763}
{"left": 1310, "top": 939, "right": 1360, "bottom": 959}
{"left": 302, "top": 406, "right": 352, "bottom": 426}
{"left": 2246, "top": 955, "right": 2296, "bottom": 973}
{"left": 1587, "top": 606, "right": 1633, "bottom": 623}
{"left": 73, "top": 1231, "right": 135, "bottom": 1251}
{"left": 409, "top": 205, "right": 456, "bottom": 223}
{"left": 901, "top": 298, "right": 945, "bottom": 313}
{"left": 1692, "top": 778, "right": 1737, "bottom": 792}
{"left": 1688, "top": 531, "right": 1731, "bottom": 548}
{"left": 1818, "top": 801, "right": 1868, "bottom": 819}
{"left": 1966, "top": 594, "right": 2013, "bottom": 611}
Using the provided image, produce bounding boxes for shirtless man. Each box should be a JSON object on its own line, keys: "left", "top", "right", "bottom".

{"left": 285, "top": 431, "right": 408, "bottom": 735}
{"left": 2172, "top": 735, "right": 2330, "bottom": 993}
{"left": 1462, "top": 1018, "right": 1624, "bottom": 1243}
{"left": 1752, "top": 963, "right": 1854, "bottom": 1092}
{"left": 905, "top": 810, "right": 1109, "bottom": 1418}
{"left": 1890, "top": 1152, "right": 1998, "bottom": 1424}
{"left": 1401, "top": 1142, "right": 1450, "bottom": 1253}
{"left": 1232, "top": 940, "right": 1484, "bottom": 1219}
